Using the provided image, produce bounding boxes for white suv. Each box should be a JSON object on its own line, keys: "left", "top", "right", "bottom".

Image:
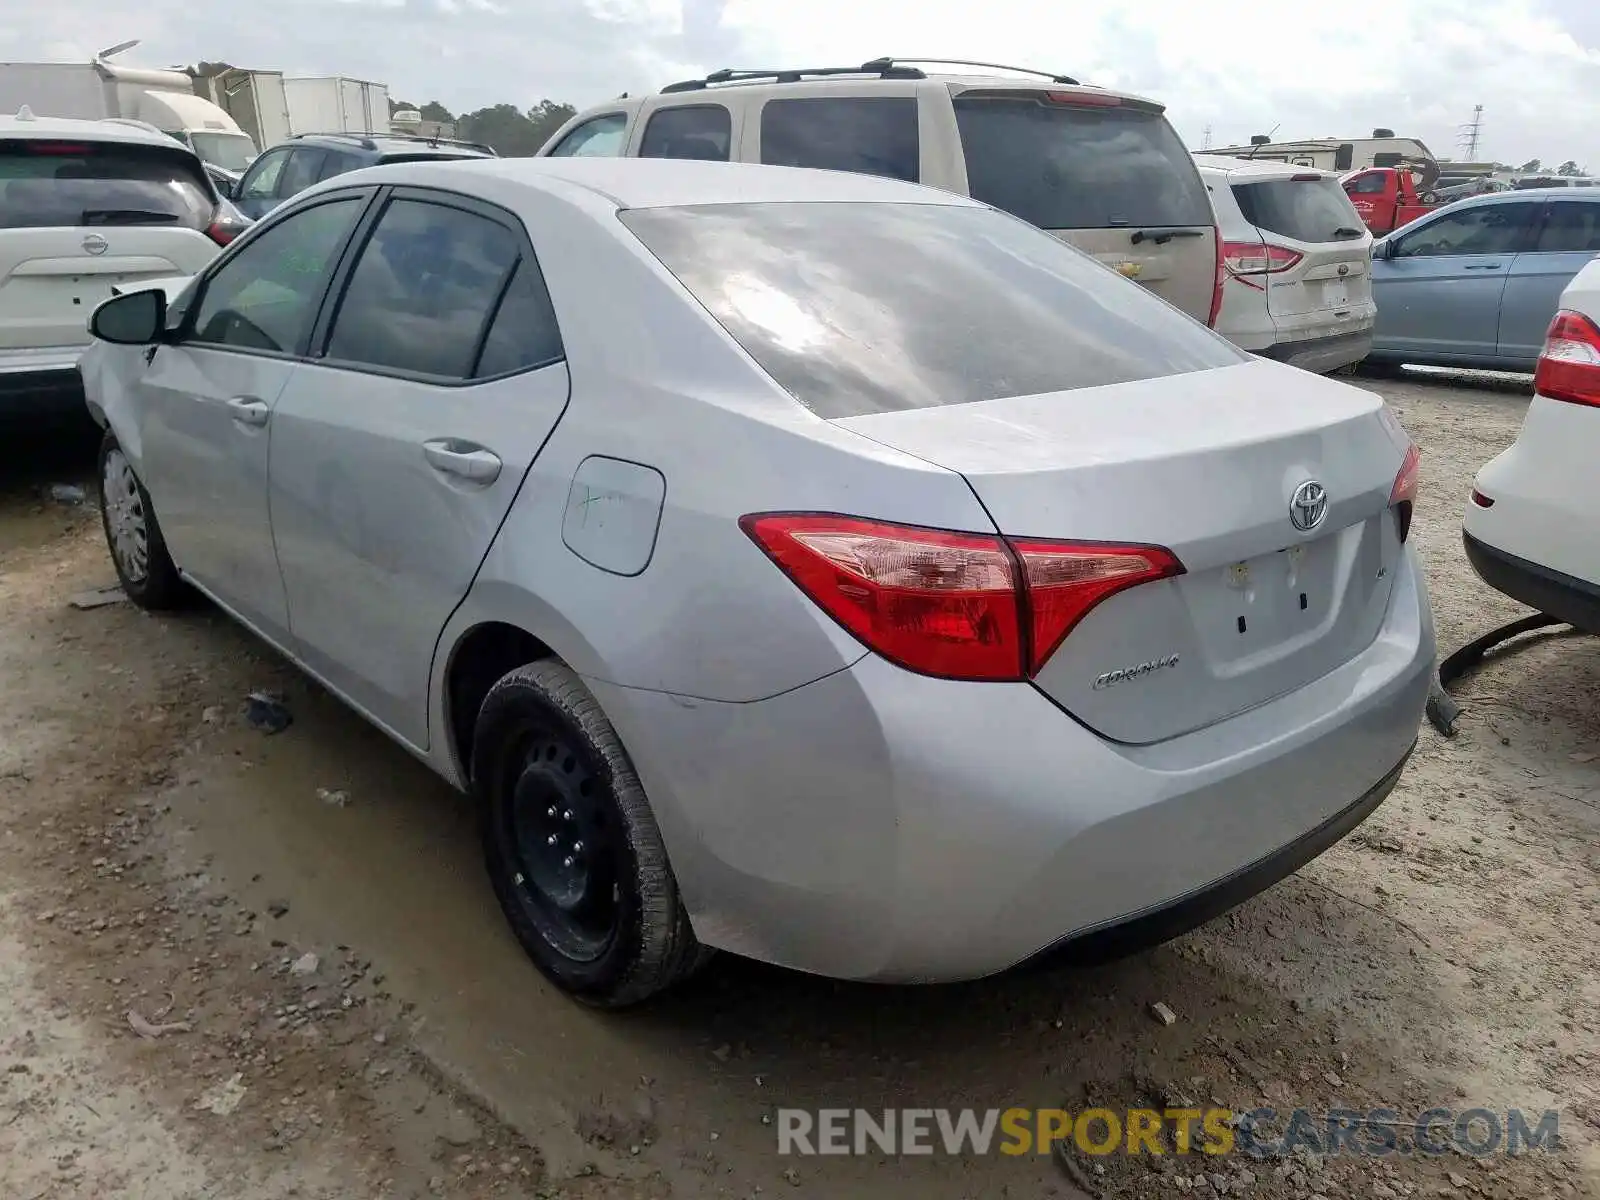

{"left": 538, "top": 58, "right": 1224, "bottom": 326}
{"left": 1463, "top": 259, "right": 1600, "bottom": 633}
{"left": 0, "top": 110, "right": 243, "bottom": 426}
{"left": 1197, "top": 155, "right": 1375, "bottom": 373}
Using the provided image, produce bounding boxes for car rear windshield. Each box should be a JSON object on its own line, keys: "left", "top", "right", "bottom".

{"left": 1232, "top": 177, "right": 1365, "bottom": 244}
{"left": 0, "top": 138, "right": 213, "bottom": 231}
{"left": 952, "top": 93, "right": 1212, "bottom": 230}
{"left": 621, "top": 201, "right": 1244, "bottom": 419}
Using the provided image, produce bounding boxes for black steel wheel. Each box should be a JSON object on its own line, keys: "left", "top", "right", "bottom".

{"left": 472, "top": 659, "right": 708, "bottom": 1007}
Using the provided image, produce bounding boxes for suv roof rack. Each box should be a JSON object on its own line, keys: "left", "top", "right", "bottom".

{"left": 660, "top": 55, "right": 1078, "bottom": 93}
{"left": 287, "top": 130, "right": 496, "bottom": 156}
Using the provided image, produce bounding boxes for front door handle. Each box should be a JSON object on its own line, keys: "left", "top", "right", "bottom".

{"left": 422, "top": 438, "right": 502, "bottom": 485}
{"left": 227, "top": 396, "right": 270, "bottom": 427}
{"left": 1463, "top": 263, "right": 1503, "bottom": 270}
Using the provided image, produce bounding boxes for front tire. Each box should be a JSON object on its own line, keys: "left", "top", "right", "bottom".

{"left": 97, "top": 431, "right": 187, "bottom": 610}
{"left": 472, "top": 660, "right": 707, "bottom": 1007}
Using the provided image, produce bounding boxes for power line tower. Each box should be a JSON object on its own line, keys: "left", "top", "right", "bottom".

{"left": 1202, "top": 124, "right": 1213, "bottom": 150}
{"left": 1458, "top": 104, "right": 1484, "bottom": 159}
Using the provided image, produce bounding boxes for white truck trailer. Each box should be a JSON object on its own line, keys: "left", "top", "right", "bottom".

{"left": 282, "top": 76, "right": 392, "bottom": 137}
{"left": 0, "top": 56, "right": 258, "bottom": 173}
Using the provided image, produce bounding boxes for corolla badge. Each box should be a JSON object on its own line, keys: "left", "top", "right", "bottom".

{"left": 1092, "top": 654, "right": 1180, "bottom": 691}
{"left": 1289, "top": 480, "right": 1329, "bottom": 532}
{"left": 81, "top": 233, "right": 109, "bottom": 256}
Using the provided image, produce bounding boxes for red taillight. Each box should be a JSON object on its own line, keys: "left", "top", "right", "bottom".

{"left": 740, "top": 513, "right": 1183, "bottom": 681}
{"left": 1390, "top": 443, "right": 1420, "bottom": 542}
{"left": 205, "top": 202, "right": 250, "bottom": 247}
{"left": 1533, "top": 309, "right": 1600, "bottom": 408}
{"left": 25, "top": 141, "right": 90, "bottom": 155}
{"left": 1222, "top": 240, "right": 1304, "bottom": 276}
{"left": 1470, "top": 489, "right": 1495, "bottom": 508}
{"left": 1208, "top": 230, "right": 1225, "bottom": 327}
{"left": 1045, "top": 91, "right": 1121, "bottom": 107}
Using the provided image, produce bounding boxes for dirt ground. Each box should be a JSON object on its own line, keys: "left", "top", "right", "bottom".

{"left": 1, "top": 372, "right": 1597, "bottom": 1200}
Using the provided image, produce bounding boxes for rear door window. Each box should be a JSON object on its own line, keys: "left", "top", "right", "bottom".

{"left": 640, "top": 105, "right": 732, "bottom": 162}
{"left": 622, "top": 201, "right": 1243, "bottom": 419}
{"left": 759, "top": 97, "right": 918, "bottom": 182}
{"left": 0, "top": 137, "right": 213, "bottom": 231}
{"left": 951, "top": 94, "right": 1211, "bottom": 229}
{"left": 323, "top": 196, "right": 519, "bottom": 379}
{"left": 1232, "top": 177, "right": 1365, "bottom": 243}
{"left": 1532, "top": 201, "right": 1600, "bottom": 253}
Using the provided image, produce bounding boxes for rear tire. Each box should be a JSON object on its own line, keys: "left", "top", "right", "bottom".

{"left": 96, "top": 431, "right": 187, "bottom": 611}
{"left": 472, "top": 659, "right": 708, "bottom": 1007}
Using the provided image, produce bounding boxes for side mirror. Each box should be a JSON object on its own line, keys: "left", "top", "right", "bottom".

{"left": 90, "top": 288, "right": 167, "bottom": 345}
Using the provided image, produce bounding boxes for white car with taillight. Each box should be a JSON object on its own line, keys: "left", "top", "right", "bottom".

{"left": 1197, "top": 155, "right": 1376, "bottom": 374}
{"left": 0, "top": 109, "right": 245, "bottom": 428}
{"left": 1464, "top": 260, "right": 1600, "bottom": 633}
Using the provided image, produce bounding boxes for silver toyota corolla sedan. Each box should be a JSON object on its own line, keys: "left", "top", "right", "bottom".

{"left": 79, "top": 157, "right": 1434, "bottom": 1007}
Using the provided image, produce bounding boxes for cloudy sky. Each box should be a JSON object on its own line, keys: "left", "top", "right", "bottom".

{"left": 5, "top": 0, "right": 1600, "bottom": 168}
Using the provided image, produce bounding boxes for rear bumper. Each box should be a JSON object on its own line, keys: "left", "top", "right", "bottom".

{"left": 1259, "top": 327, "right": 1374, "bottom": 374}
{"left": 0, "top": 350, "right": 88, "bottom": 423}
{"left": 1463, "top": 531, "right": 1600, "bottom": 635}
{"left": 590, "top": 548, "right": 1434, "bottom": 982}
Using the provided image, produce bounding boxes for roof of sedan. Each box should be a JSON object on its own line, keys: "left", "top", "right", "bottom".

{"left": 354, "top": 155, "right": 986, "bottom": 211}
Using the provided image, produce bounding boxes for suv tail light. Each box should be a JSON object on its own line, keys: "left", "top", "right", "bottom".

{"left": 1208, "top": 229, "right": 1225, "bottom": 327}
{"left": 740, "top": 513, "right": 1184, "bottom": 681}
{"left": 1389, "top": 443, "right": 1420, "bottom": 542}
{"left": 205, "top": 197, "right": 251, "bottom": 247}
{"left": 1533, "top": 309, "right": 1600, "bottom": 408}
{"left": 1222, "top": 240, "right": 1304, "bottom": 277}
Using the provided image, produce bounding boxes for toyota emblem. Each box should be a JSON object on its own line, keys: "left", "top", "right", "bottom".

{"left": 81, "top": 233, "right": 109, "bottom": 256}
{"left": 1289, "top": 480, "right": 1328, "bottom": 532}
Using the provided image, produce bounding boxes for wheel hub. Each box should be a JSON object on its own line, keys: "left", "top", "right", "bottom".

{"left": 505, "top": 734, "right": 617, "bottom": 959}
{"left": 102, "top": 449, "right": 149, "bottom": 583}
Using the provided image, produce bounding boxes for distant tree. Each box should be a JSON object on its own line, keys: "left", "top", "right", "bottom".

{"left": 1518, "top": 158, "right": 1542, "bottom": 172}
{"left": 1557, "top": 160, "right": 1584, "bottom": 176}
{"left": 456, "top": 99, "right": 576, "bottom": 156}
{"left": 390, "top": 98, "right": 456, "bottom": 123}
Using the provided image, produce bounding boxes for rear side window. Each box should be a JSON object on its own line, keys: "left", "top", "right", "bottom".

{"left": 0, "top": 138, "right": 213, "bottom": 231}
{"left": 1534, "top": 202, "right": 1600, "bottom": 253}
{"left": 1232, "top": 178, "right": 1365, "bottom": 244}
{"left": 640, "top": 105, "right": 732, "bottom": 162}
{"left": 549, "top": 114, "right": 627, "bottom": 157}
{"left": 324, "top": 197, "right": 519, "bottom": 379}
{"left": 474, "top": 259, "right": 565, "bottom": 377}
{"left": 623, "top": 201, "right": 1244, "bottom": 419}
{"left": 759, "top": 97, "right": 918, "bottom": 182}
{"left": 952, "top": 95, "right": 1211, "bottom": 230}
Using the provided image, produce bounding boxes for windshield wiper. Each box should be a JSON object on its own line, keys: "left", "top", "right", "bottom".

{"left": 1130, "top": 227, "right": 1205, "bottom": 245}
{"left": 81, "top": 209, "right": 181, "bottom": 226}
{"left": 1332, "top": 227, "right": 1365, "bottom": 239}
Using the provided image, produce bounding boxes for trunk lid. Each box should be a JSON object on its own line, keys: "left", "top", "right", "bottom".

{"left": 834, "top": 359, "right": 1410, "bottom": 744}
{"left": 1230, "top": 175, "right": 1374, "bottom": 320}
{"left": 0, "top": 227, "right": 215, "bottom": 350}
{"left": 0, "top": 135, "right": 220, "bottom": 350}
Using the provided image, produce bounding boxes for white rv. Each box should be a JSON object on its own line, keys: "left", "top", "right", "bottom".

{"left": 1210, "top": 133, "right": 1436, "bottom": 175}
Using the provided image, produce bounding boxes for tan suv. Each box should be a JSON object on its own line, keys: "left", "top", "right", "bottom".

{"left": 537, "top": 58, "right": 1222, "bottom": 325}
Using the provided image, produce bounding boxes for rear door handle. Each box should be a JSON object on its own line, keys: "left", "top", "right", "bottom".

{"left": 1463, "top": 263, "right": 1503, "bottom": 270}
{"left": 227, "top": 396, "right": 270, "bottom": 427}
{"left": 422, "top": 438, "right": 502, "bottom": 485}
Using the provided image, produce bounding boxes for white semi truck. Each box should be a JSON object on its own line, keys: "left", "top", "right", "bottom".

{"left": 0, "top": 45, "right": 258, "bottom": 175}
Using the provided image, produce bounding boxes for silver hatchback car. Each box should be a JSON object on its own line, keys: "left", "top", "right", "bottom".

{"left": 81, "top": 158, "right": 1434, "bottom": 1006}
